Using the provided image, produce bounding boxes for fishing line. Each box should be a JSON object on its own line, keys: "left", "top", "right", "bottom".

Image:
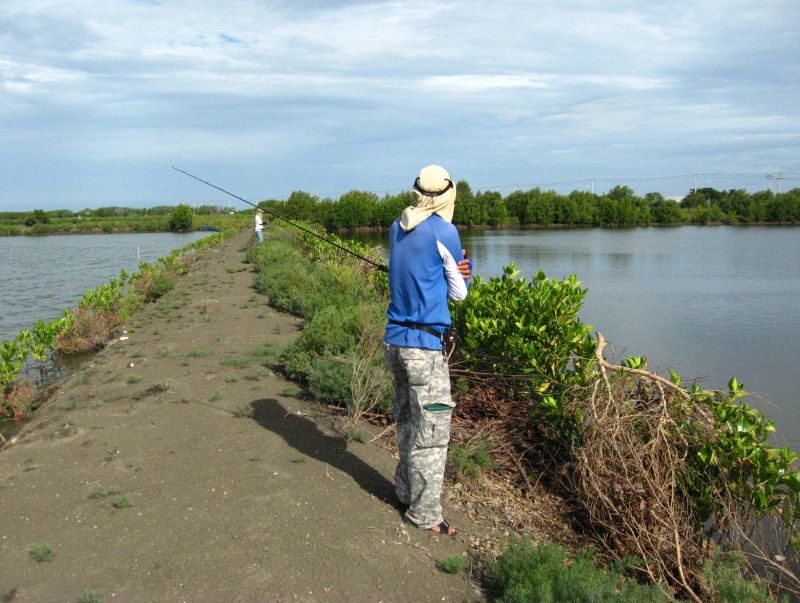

{"left": 172, "top": 166, "right": 388, "bottom": 273}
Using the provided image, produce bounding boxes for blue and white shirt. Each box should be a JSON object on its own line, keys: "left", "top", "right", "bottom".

{"left": 384, "top": 215, "right": 468, "bottom": 351}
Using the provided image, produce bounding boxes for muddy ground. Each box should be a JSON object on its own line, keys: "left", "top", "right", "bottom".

{"left": 0, "top": 231, "right": 487, "bottom": 603}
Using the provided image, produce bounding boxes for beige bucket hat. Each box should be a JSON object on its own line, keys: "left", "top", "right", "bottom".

{"left": 399, "top": 165, "right": 456, "bottom": 231}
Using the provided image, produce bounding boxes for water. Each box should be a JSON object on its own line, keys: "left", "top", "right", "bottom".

{"left": 0, "top": 231, "right": 211, "bottom": 343}
{"left": 348, "top": 226, "right": 800, "bottom": 449}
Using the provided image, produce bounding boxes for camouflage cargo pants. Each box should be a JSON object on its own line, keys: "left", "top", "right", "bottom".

{"left": 384, "top": 344, "right": 453, "bottom": 529}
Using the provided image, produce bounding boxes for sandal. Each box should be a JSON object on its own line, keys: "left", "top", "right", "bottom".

{"left": 429, "top": 519, "right": 457, "bottom": 536}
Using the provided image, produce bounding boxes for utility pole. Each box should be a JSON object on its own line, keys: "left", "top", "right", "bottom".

{"left": 767, "top": 172, "right": 784, "bottom": 194}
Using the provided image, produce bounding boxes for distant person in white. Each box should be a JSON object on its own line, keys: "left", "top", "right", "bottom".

{"left": 254, "top": 209, "right": 264, "bottom": 242}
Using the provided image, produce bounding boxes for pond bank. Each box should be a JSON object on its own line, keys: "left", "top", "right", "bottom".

{"left": 0, "top": 230, "right": 482, "bottom": 602}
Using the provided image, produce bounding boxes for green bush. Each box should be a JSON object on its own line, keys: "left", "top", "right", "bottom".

{"left": 452, "top": 263, "right": 595, "bottom": 388}
{"left": 307, "top": 359, "right": 352, "bottom": 406}
{"left": 250, "top": 241, "right": 318, "bottom": 318}
{"left": 450, "top": 263, "right": 596, "bottom": 448}
{"left": 249, "top": 226, "right": 388, "bottom": 409}
{"left": 280, "top": 304, "right": 359, "bottom": 383}
{"left": 251, "top": 238, "right": 381, "bottom": 321}
{"left": 487, "top": 537, "right": 672, "bottom": 603}
{"left": 169, "top": 204, "right": 194, "bottom": 231}
{"left": 687, "top": 377, "right": 800, "bottom": 538}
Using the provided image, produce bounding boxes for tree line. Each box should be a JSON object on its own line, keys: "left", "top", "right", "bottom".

{"left": 259, "top": 183, "right": 800, "bottom": 229}
{"left": 0, "top": 204, "right": 233, "bottom": 225}
{"left": 4, "top": 184, "right": 799, "bottom": 232}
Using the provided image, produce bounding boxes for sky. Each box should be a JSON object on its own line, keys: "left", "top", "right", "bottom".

{"left": 1, "top": 0, "right": 798, "bottom": 211}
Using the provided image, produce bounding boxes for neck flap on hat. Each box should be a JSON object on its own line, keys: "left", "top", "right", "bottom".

{"left": 399, "top": 166, "right": 457, "bottom": 231}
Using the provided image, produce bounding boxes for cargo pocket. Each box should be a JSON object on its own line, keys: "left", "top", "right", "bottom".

{"left": 416, "top": 408, "right": 452, "bottom": 448}
{"left": 400, "top": 348, "right": 435, "bottom": 387}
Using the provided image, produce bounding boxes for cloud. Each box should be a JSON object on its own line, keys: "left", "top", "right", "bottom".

{"left": 0, "top": 0, "right": 798, "bottom": 209}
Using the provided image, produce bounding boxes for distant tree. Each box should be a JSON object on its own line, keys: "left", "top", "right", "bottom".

{"left": 606, "top": 185, "right": 635, "bottom": 202}
{"left": 568, "top": 190, "right": 598, "bottom": 224}
{"left": 314, "top": 198, "right": 334, "bottom": 227}
{"left": 527, "top": 190, "right": 558, "bottom": 225}
{"left": 169, "top": 204, "right": 194, "bottom": 231}
{"left": 649, "top": 197, "right": 684, "bottom": 224}
{"left": 373, "top": 192, "right": 412, "bottom": 228}
{"left": 25, "top": 209, "right": 50, "bottom": 226}
{"left": 504, "top": 190, "right": 530, "bottom": 224}
{"left": 453, "top": 181, "right": 480, "bottom": 226}
{"left": 597, "top": 196, "right": 620, "bottom": 226}
{"left": 746, "top": 190, "right": 773, "bottom": 222}
{"left": 474, "top": 190, "right": 498, "bottom": 225}
{"left": 680, "top": 187, "right": 721, "bottom": 209}
{"left": 480, "top": 191, "right": 507, "bottom": 226}
{"left": 768, "top": 189, "right": 800, "bottom": 222}
{"left": 329, "top": 191, "right": 377, "bottom": 229}
{"left": 553, "top": 195, "right": 578, "bottom": 224}
{"left": 690, "top": 203, "right": 725, "bottom": 224}
{"left": 285, "top": 191, "right": 319, "bottom": 221}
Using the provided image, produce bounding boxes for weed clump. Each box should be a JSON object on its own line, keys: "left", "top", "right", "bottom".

{"left": 112, "top": 495, "right": 133, "bottom": 508}
{"left": 704, "top": 550, "right": 775, "bottom": 603}
{"left": 436, "top": 554, "right": 468, "bottom": 574}
{"left": 88, "top": 486, "right": 120, "bottom": 499}
{"left": 232, "top": 405, "right": 254, "bottom": 419}
{"left": 56, "top": 307, "right": 120, "bottom": 354}
{"left": 487, "top": 537, "right": 671, "bottom": 603}
{"left": 29, "top": 543, "right": 54, "bottom": 562}
{"left": 77, "top": 588, "right": 105, "bottom": 603}
{"left": 449, "top": 437, "right": 496, "bottom": 480}
{"left": 343, "top": 426, "right": 366, "bottom": 443}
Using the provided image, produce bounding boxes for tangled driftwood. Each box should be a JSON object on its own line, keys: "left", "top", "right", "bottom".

{"left": 571, "top": 333, "right": 712, "bottom": 600}
{"left": 572, "top": 333, "right": 799, "bottom": 601}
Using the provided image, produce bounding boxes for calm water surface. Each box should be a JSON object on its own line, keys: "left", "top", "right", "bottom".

{"left": 0, "top": 232, "right": 211, "bottom": 343}
{"left": 349, "top": 226, "right": 800, "bottom": 448}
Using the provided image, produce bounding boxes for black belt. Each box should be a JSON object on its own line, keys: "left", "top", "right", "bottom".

{"left": 388, "top": 320, "right": 444, "bottom": 339}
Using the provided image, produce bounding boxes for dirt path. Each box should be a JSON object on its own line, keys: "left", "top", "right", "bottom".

{"left": 0, "top": 231, "right": 481, "bottom": 603}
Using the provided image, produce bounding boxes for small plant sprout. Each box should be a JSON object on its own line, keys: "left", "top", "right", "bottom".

{"left": 232, "top": 405, "right": 254, "bottom": 418}
{"left": 77, "top": 588, "right": 104, "bottom": 603}
{"left": 29, "top": 543, "right": 54, "bottom": 562}
{"left": 112, "top": 495, "right": 134, "bottom": 509}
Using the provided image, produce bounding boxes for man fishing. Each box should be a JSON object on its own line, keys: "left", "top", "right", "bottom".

{"left": 254, "top": 209, "right": 264, "bottom": 242}
{"left": 384, "top": 165, "right": 471, "bottom": 536}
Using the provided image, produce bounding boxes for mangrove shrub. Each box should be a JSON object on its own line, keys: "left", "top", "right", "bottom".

{"left": 169, "top": 204, "right": 194, "bottom": 231}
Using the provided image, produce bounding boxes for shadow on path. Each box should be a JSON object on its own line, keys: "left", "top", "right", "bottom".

{"left": 251, "top": 398, "right": 402, "bottom": 512}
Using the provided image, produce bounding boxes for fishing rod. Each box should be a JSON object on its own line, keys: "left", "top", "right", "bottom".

{"left": 172, "top": 166, "right": 388, "bottom": 273}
